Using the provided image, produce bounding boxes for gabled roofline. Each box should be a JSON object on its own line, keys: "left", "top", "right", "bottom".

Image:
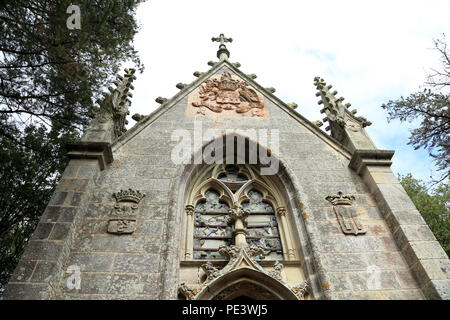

{"left": 112, "top": 60, "right": 353, "bottom": 160}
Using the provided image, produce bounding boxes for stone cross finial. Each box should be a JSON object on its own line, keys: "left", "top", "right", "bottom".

{"left": 212, "top": 33, "right": 232, "bottom": 61}
{"left": 211, "top": 33, "right": 233, "bottom": 45}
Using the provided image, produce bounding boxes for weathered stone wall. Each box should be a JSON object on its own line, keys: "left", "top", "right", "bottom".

{"left": 5, "top": 64, "right": 448, "bottom": 299}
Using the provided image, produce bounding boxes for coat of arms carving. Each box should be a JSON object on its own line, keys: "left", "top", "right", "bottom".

{"left": 187, "top": 72, "right": 269, "bottom": 118}
{"left": 326, "top": 192, "right": 366, "bottom": 236}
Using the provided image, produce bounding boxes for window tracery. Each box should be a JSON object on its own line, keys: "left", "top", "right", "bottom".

{"left": 184, "top": 164, "right": 297, "bottom": 261}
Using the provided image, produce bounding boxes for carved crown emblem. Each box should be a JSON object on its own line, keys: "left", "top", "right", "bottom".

{"left": 113, "top": 189, "right": 146, "bottom": 204}
{"left": 218, "top": 72, "right": 238, "bottom": 91}
{"left": 325, "top": 191, "right": 355, "bottom": 206}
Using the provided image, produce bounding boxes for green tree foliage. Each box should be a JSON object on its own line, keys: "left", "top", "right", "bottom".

{"left": 0, "top": 0, "right": 145, "bottom": 292}
{"left": 400, "top": 174, "right": 450, "bottom": 257}
{"left": 382, "top": 36, "right": 450, "bottom": 183}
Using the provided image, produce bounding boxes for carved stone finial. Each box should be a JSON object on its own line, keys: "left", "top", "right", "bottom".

{"left": 193, "top": 71, "right": 204, "bottom": 77}
{"left": 287, "top": 102, "right": 298, "bottom": 109}
{"left": 266, "top": 87, "right": 276, "bottom": 93}
{"left": 232, "top": 62, "right": 241, "bottom": 68}
{"left": 207, "top": 61, "right": 217, "bottom": 67}
{"left": 212, "top": 33, "right": 233, "bottom": 60}
{"left": 246, "top": 73, "right": 257, "bottom": 79}
{"left": 176, "top": 83, "right": 187, "bottom": 89}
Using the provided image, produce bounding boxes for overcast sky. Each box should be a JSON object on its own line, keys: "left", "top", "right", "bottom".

{"left": 123, "top": 0, "right": 450, "bottom": 182}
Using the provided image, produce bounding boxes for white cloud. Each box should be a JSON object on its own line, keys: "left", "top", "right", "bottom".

{"left": 123, "top": 0, "right": 450, "bottom": 182}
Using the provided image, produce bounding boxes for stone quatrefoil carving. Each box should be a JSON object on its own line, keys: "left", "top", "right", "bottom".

{"left": 107, "top": 189, "right": 146, "bottom": 235}
{"left": 326, "top": 191, "right": 366, "bottom": 236}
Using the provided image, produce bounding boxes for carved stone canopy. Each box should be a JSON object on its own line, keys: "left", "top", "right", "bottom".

{"left": 178, "top": 244, "right": 308, "bottom": 300}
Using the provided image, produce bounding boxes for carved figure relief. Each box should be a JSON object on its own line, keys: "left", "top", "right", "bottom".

{"left": 107, "top": 189, "right": 146, "bottom": 235}
{"left": 326, "top": 191, "right": 366, "bottom": 236}
{"left": 187, "top": 72, "right": 269, "bottom": 119}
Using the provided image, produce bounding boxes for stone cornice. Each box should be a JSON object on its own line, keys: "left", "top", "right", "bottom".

{"left": 66, "top": 142, "right": 113, "bottom": 170}
{"left": 348, "top": 149, "right": 395, "bottom": 175}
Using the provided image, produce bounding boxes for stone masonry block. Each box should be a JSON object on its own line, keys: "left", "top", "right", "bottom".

{"left": 393, "top": 224, "right": 437, "bottom": 251}
{"left": 401, "top": 241, "right": 448, "bottom": 267}
{"left": 21, "top": 240, "right": 65, "bottom": 262}
{"left": 30, "top": 223, "right": 54, "bottom": 240}
{"left": 410, "top": 259, "right": 450, "bottom": 288}
{"left": 9, "top": 260, "right": 36, "bottom": 283}
{"left": 112, "top": 254, "right": 160, "bottom": 273}
{"left": 30, "top": 261, "right": 60, "bottom": 286}
{"left": 66, "top": 253, "right": 114, "bottom": 272}
{"left": 422, "top": 279, "right": 450, "bottom": 300}
{"left": 3, "top": 283, "right": 53, "bottom": 300}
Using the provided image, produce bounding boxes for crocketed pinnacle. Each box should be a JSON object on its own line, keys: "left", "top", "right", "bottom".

{"left": 313, "top": 76, "right": 371, "bottom": 132}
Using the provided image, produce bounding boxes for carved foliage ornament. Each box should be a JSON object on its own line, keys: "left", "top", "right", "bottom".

{"left": 291, "top": 280, "right": 309, "bottom": 300}
{"left": 179, "top": 244, "right": 309, "bottom": 300}
{"left": 189, "top": 72, "right": 267, "bottom": 117}
{"left": 326, "top": 192, "right": 366, "bottom": 236}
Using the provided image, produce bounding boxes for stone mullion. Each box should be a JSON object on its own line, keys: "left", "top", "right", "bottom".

{"left": 277, "top": 207, "right": 295, "bottom": 261}
{"left": 184, "top": 205, "right": 195, "bottom": 260}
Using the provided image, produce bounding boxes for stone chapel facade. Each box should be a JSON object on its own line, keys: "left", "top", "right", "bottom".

{"left": 4, "top": 35, "right": 449, "bottom": 300}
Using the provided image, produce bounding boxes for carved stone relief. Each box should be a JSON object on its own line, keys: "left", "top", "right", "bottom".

{"left": 107, "top": 218, "right": 137, "bottom": 235}
{"left": 107, "top": 189, "right": 146, "bottom": 235}
{"left": 178, "top": 243, "right": 306, "bottom": 300}
{"left": 291, "top": 280, "right": 309, "bottom": 300}
{"left": 187, "top": 72, "right": 269, "bottom": 119}
{"left": 326, "top": 191, "right": 366, "bottom": 236}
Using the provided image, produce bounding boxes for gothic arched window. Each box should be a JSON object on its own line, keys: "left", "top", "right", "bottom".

{"left": 183, "top": 164, "right": 296, "bottom": 262}
{"left": 193, "top": 190, "right": 232, "bottom": 259}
